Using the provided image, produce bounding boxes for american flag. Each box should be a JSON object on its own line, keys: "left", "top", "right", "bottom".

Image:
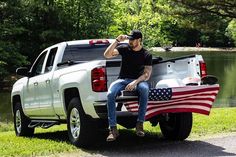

{"left": 124, "top": 84, "right": 220, "bottom": 120}
{"left": 148, "top": 88, "right": 172, "bottom": 101}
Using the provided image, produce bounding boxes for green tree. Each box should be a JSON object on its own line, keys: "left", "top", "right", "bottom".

{"left": 226, "top": 19, "right": 236, "bottom": 45}
{"left": 20, "top": 0, "right": 72, "bottom": 60}
{"left": 1, "top": 0, "right": 235, "bottom": 83}
{"left": 0, "top": 42, "right": 28, "bottom": 81}
{"left": 108, "top": 0, "right": 172, "bottom": 47}
{"left": 170, "top": 0, "right": 236, "bottom": 18}
{"left": 156, "top": 0, "right": 233, "bottom": 47}
{"left": 0, "top": 0, "right": 115, "bottom": 82}
{"left": 0, "top": 0, "right": 29, "bottom": 81}
{"left": 56, "top": 0, "right": 113, "bottom": 39}
{"left": 8, "top": 0, "right": 112, "bottom": 61}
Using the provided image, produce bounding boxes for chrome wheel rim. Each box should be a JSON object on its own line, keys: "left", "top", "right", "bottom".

{"left": 70, "top": 108, "right": 81, "bottom": 139}
{"left": 15, "top": 110, "right": 21, "bottom": 133}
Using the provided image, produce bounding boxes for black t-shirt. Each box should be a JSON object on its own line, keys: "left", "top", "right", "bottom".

{"left": 116, "top": 45, "right": 152, "bottom": 79}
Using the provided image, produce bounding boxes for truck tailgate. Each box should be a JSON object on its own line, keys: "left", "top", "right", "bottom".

{"left": 122, "top": 84, "right": 220, "bottom": 119}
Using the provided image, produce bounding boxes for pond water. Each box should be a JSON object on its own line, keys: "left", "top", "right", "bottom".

{"left": 1, "top": 51, "right": 236, "bottom": 122}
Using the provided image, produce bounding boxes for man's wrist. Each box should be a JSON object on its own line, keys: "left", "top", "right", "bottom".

{"left": 133, "top": 80, "right": 139, "bottom": 86}
{"left": 115, "top": 38, "right": 120, "bottom": 43}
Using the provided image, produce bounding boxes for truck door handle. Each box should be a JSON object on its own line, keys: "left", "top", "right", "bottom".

{"left": 34, "top": 82, "right": 38, "bottom": 86}
{"left": 45, "top": 80, "right": 50, "bottom": 84}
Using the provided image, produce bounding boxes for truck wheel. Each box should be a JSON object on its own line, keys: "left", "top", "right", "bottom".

{"left": 67, "top": 98, "right": 93, "bottom": 147}
{"left": 13, "top": 102, "right": 34, "bottom": 137}
{"left": 159, "top": 112, "right": 192, "bottom": 140}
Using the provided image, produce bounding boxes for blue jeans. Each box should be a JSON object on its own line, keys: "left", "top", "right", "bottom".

{"left": 107, "top": 79, "right": 149, "bottom": 127}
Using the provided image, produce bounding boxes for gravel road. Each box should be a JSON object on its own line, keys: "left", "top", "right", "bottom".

{"left": 51, "top": 131, "right": 236, "bottom": 157}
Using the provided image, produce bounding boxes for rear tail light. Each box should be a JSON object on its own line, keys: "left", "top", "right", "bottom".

{"left": 199, "top": 61, "right": 207, "bottom": 77}
{"left": 91, "top": 67, "right": 107, "bottom": 92}
{"left": 89, "top": 39, "right": 109, "bottom": 45}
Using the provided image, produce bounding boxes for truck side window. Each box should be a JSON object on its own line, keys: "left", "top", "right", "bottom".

{"left": 45, "top": 47, "right": 57, "bottom": 73}
{"left": 31, "top": 51, "right": 47, "bottom": 76}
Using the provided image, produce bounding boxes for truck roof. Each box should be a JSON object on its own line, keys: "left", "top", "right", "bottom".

{"left": 65, "top": 39, "right": 129, "bottom": 46}
{"left": 65, "top": 39, "right": 115, "bottom": 46}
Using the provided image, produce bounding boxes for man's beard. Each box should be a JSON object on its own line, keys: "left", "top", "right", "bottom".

{"left": 130, "top": 43, "right": 138, "bottom": 49}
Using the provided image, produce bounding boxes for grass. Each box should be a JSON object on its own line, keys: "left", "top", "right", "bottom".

{"left": 0, "top": 132, "right": 76, "bottom": 156}
{"left": 0, "top": 122, "right": 13, "bottom": 132}
{"left": 0, "top": 125, "right": 84, "bottom": 157}
{"left": 0, "top": 108, "right": 236, "bottom": 157}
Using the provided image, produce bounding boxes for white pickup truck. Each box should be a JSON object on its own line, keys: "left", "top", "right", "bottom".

{"left": 11, "top": 39, "right": 219, "bottom": 147}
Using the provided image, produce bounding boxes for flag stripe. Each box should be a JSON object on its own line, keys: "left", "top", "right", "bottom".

{"left": 145, "top": 108, "right": 210, "bottom": 119}
{"left": 126, "top": 102, "right": 211, "bottom": 111}
{"left": 172, "top": 91, "right": 218, "bottom": 98}
{"left": 127, "top": 106, "right": 211, "bottom": 115}
{"left": 172, "top": 87, "right": 219, "bottom": 96}
{"left": 172, "top": 85, "right": 219, "bottom": 93}
{"left": 126, "top": 103, "right": 213, "bottom": 111}
{"left": 146, "top": 104, "right": 211, "bottom": 113}
{"left": 146, "top": 105, "right": 211, "bottom": 115}
{"left": 150, "top": 97, "right": 216, "bottom": 105}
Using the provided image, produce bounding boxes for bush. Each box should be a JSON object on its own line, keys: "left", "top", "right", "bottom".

{"left": 225, "top": 19, "right": 236, "bottom": 46}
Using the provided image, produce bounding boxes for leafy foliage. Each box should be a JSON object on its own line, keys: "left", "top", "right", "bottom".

{"left": 0, "top": 0, "right": 235, "bottom": 81}
{"left": 170, "top": 0, "right": 236, "bottom": 18}
{"left": 226, "top": 19, "right": 236, "bottom": 45}
{"left": 0, "top": 0, "right": 29, "bottom": 81}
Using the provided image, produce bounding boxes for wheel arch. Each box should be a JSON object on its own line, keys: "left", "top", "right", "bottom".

{"left": 12, "top": 95, "right": 21, "bottom": 114}
{"left": 63, "top": 88, "right": 85, "bottom": 114}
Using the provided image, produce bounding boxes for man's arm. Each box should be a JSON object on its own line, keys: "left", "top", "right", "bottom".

{"left": 125, "top": 66, "right": 152, "bottom": 91}
{"left": 104, "top": 40, "right": 119, "bottom": 58}
{"left": 104, "top": 35, "right": 127, "bottom": 58}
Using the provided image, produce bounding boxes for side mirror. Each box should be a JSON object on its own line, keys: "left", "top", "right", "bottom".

{"left": 16, "top": 67, "right": 30, "bottom": 77}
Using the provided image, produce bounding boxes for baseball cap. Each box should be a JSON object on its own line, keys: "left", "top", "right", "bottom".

{"left": 127, "top": 30, "right": 142, "bottom": 40}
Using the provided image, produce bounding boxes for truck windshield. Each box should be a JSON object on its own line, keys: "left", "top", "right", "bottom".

{"left": 62, "top": 44, "right": 122, "bottom": 62}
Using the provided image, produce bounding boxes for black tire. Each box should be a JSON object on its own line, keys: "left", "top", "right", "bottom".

{"left": 67, "top": 97, "right": 94, "bottom": 147}
{"left": 160, "top": 112, "right": 192, "bottom": 140}
{"left": 13, "top": 102, "right": 34, "bottom": 137}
